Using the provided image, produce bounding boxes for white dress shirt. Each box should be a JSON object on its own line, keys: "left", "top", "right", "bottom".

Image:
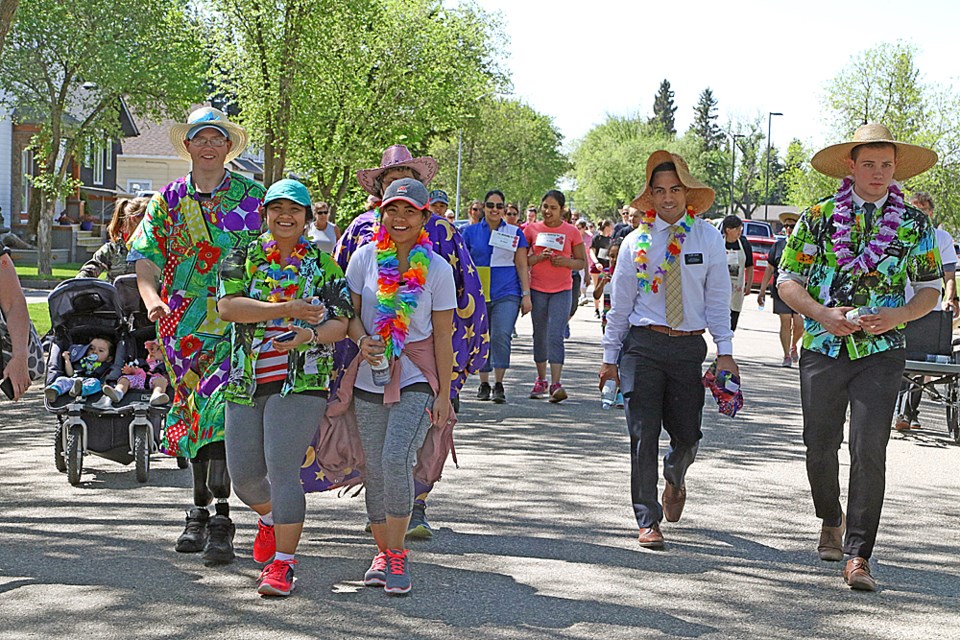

{"left": 602, "top": 215, "right": 734, "bottom": 364}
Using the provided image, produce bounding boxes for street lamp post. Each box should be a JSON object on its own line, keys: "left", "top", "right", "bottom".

{"left": 726, "top": 132, "right": 745, "bottom": 216}
{"left": 764, "top": 111, "right": 783, "bottom": 221}
{"left": 455, "top": 127, "right": 463, "bottom": 220}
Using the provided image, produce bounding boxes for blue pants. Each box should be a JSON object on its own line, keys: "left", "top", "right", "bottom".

{"left": 481, "top": 295, "right": 521, "bottom": 372}
{"left": 49, "top": 376, "right": 102, "bottom": 397}
{"left": 531, "top": 288, "right": 571, "bottom": 365}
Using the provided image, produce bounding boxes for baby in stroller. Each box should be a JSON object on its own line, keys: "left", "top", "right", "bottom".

{"left": 99, "top": 339, "right": 170, "bottom": 408}
{"left": 44, "top": 335, "right": 114, "bottom": 402}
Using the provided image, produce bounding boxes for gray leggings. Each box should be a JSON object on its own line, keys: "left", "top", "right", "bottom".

{"left": 353, "top": 391, "right": 433, "bottom": 523}
{"left": 224, "top": 393, "right": 326, "bottom": 525}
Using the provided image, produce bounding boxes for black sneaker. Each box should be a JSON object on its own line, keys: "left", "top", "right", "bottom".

{"left": 476, "top": 382, "right": 491, "bottom": 401}
{"left": 202, "top": 514, "right": 236, "bottom": 564}
{"left": 175, "top": 508, "right": 209, "bottom": 553}
{"left": 492, "top": 382, "right": 506, "bottom": 404}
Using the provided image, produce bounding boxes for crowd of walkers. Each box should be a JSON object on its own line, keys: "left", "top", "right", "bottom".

{"left": 3, "top": 109, "right": 958, "bottom": 602}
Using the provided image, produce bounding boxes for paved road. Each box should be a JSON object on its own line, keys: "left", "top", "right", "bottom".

{"left": 2, "top": 305, "right": 960, "bottom": 640}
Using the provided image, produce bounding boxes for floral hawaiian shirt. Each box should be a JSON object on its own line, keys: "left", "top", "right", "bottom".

{"left": 778, "top": 196, "right": 942, "bottom": 360}
{"left": 218, "top": 235, "right": 354, "bottom": 405}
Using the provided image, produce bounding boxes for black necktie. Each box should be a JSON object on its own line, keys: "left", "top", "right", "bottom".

{"left": 862, "top": 202, "right": 876, "bottom": 232}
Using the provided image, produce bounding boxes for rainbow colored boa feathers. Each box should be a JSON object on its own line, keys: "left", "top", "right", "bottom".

{"left": 373, "top": 223, "right": 433, "bottom": 360}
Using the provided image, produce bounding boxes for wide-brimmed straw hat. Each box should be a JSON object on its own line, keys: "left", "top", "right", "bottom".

{"left": 356, "top": 145, "right": 438, "bottom": 196}
{"left": 811, "top": 123, "right": 937, "bottom": 181}
{"left": 631, "top": 150, "right": 715, "bottom": 214}
{"left": 169, "top": 107, "right": 249, "bottom": 163}
{"left": 779, "top": 211, "right": 800, "bottom": 225}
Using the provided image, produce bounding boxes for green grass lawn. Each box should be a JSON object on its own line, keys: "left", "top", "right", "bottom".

{"left": 15, "top": 263, "right": 86, "bottom": 282}
{"left": 28, "top": 302, "right": 51, "bottom": 336}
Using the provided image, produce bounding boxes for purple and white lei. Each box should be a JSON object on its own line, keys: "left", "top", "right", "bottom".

{"left": 830, "top": 176, "right": 904, "bottom": 276}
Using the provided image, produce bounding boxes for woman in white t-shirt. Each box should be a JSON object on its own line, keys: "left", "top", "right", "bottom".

{"left": 345, "top": 178, "right": 455, "bottom": 596}
{"left": 305, "top": 201, "right": 340, "bottom": 254}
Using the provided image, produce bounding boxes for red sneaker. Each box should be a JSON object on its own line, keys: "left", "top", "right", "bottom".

{"left": 257, "top": 558, "right": 296, "bottom": 596}
{"left": 529, "top": 378, "right": 548, "bottom": 399}
{"left": 253, "top": 519, "right": 275, "bottom": 564}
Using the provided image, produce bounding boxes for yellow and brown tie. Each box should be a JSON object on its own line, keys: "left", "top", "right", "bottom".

{"left": 664, "top": 225, "right": 684, "bottom": 328}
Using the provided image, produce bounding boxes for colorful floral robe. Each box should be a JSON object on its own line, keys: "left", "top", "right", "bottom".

{"left": 127, "top": 172, "right": 265, "bottom": 458}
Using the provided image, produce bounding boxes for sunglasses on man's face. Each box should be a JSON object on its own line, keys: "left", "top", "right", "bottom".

{"left": 485, "top": 202, "right": 505, "bottom": 210}
{"left": 783, "top": 224, "right": 795, "bottom": 229}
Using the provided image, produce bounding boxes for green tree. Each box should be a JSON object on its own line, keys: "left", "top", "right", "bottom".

{"left": 213, "top": 0, "right": 315, "bottom": 186}
{"left": 783, "top": 138, "right": 836, "bottom": 211}
{"left": 650, "top": 79, "right": 677, "bottom": 136}
{"left": 571, "top": 114, "right": 702, "bottom": 216}
{"left": 0, "top": 0, "right": 205, "bottom": 275}
{"left": 823, "top": 40, "right": 960, "bottom": 230}
{"left": 0, "top": 0, "right": 16, "bottom": 56}
{"left": 216, "top": 0, "right": 504, "bottom": 219}
{"left": 690, "top": 87, "right": 723, "bottom": 151}
{"left": 427, "top": 97, "right": 567, "bottom": 213}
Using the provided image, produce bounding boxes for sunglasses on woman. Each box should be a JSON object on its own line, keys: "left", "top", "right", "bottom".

{"left": 485, "top": 202, "right": 505, "bottom": 210}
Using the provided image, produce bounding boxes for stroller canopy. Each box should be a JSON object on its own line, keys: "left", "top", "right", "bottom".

{"left": 48, "top": 279, "right": 125, "bottom": 328}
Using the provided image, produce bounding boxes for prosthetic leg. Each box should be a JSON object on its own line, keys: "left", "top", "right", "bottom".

{"left": 175, "top": 443, "right": 235, "bottom": 564}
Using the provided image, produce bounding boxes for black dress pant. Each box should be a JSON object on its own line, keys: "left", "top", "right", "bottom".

{"left": 799, "top": 347, "right": 905, "bottom": 559}
{"left": 620, "top": 326, "right": 707, "bottom": 528}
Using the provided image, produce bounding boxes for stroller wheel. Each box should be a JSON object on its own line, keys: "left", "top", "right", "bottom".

{"left": 134, "top": 424, "right": 151, "bottom": 483}
{"left": 66, "top": 425, "right": 83, "bottom": 485}
{"left": 54, "top": 421, "right": 67, "bottom": 473}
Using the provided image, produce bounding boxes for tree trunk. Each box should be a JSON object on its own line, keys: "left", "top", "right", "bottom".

{"left": 0, "top": 0, "right": 18, "bottom": 58}
{"left": 36, "top": 191, "right": 51, "bottom": 276}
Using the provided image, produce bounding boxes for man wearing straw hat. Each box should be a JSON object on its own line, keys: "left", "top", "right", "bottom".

{"left": 599, "top": 151, "right": 738, "bottom": 549}
{"left": 129, "top": 106, "right": 266, "bottom": 564}
{"left": 778, "top": 123, "right": 942, "bottom": 591}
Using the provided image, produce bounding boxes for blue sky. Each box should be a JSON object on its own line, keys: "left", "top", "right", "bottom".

{"left": 468, "top": 0, "right": 960, "bottom": 153}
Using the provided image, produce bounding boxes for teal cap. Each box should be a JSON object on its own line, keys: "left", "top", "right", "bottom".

{"left": 263, "top": 179, "right": 312, "bottom": 208}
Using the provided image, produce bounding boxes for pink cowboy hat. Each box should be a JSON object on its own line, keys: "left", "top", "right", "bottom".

{"left": 356, "top": 144, "right": 439, "bottom": 196}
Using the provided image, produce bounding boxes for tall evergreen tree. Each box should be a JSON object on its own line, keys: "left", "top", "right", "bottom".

{"left": 690, "top": 87, "right": 723, "bottom": 151}
{"left": 650, "top": 79, "right": 677, "bottom": 136}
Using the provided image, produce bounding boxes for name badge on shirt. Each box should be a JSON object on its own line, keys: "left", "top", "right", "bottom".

{"left": 684, "top": 253, "right": 704, "bottom": 265}
{"left": 535, "top": 232, "right": 566, "bottom": 252}
{"left": 489, "top": 229, "right": 519, "bottom": 252}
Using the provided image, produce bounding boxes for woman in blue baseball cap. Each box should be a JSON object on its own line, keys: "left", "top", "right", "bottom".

{"left": 216, "top": 179, "right": 355, "bottom": 597}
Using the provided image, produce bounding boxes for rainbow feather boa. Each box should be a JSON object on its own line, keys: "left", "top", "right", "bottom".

{"left": 373, "top": 222, "right": 433, "bottom": 360}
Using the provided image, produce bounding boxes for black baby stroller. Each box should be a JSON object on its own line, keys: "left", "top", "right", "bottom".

{"left": 45, "top": 277, "right": 175, "bottom": 484}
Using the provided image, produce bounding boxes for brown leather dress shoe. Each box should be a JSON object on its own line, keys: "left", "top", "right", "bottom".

{"left": 637, "top": 523, "right": 664, "bottom": 549}
{"left": 844, "top": 557, "right": 877, "bottom": 591}
{"left": 818, "top": 513, "right": 845, "bottom": 561}
{"left": 662, "top": 482, "right": 686, "bottom": 523}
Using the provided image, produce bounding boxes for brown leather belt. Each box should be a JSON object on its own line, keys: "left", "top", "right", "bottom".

{"left": 641, "top": 324, "right": 705, "bottom": 337}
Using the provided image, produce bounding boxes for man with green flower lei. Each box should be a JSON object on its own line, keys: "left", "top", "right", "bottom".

{"left": 129, "top": 107, "right": 265, "bottom": 564}
{"left": 778, "top": 123, "right": 942, "bottom": 592}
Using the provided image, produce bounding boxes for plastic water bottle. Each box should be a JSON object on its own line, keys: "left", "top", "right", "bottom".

{"left": 601, "top": 380, "right": 617, "bottom": 410}
{"left": 369, "top": 337, "right": 391, "bottom": 386}
{"left": 845, "top": 306, "right": 880, "bottom": 324}
{"left": 758, "top": 298, "right": 765, "bottom": 311}
{"left": 925, "top": 354, "right": 951, "bottom": 364}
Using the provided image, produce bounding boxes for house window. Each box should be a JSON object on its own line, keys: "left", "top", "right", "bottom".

{"left": 127, "top": 179, "right": 152, "bottom": 194}
{"left": 106, "top": 139, "right": 112, "bottom": 170}
{"left": 21, "top": 147, "right": 33, "bottom": 214}
{"left": 93, "top": 141, "right": 105, "bottom": 185}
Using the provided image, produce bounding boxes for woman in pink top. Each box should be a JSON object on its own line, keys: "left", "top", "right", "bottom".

{"left": 522, "top": 190, "right": 586, "bottom": 402}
